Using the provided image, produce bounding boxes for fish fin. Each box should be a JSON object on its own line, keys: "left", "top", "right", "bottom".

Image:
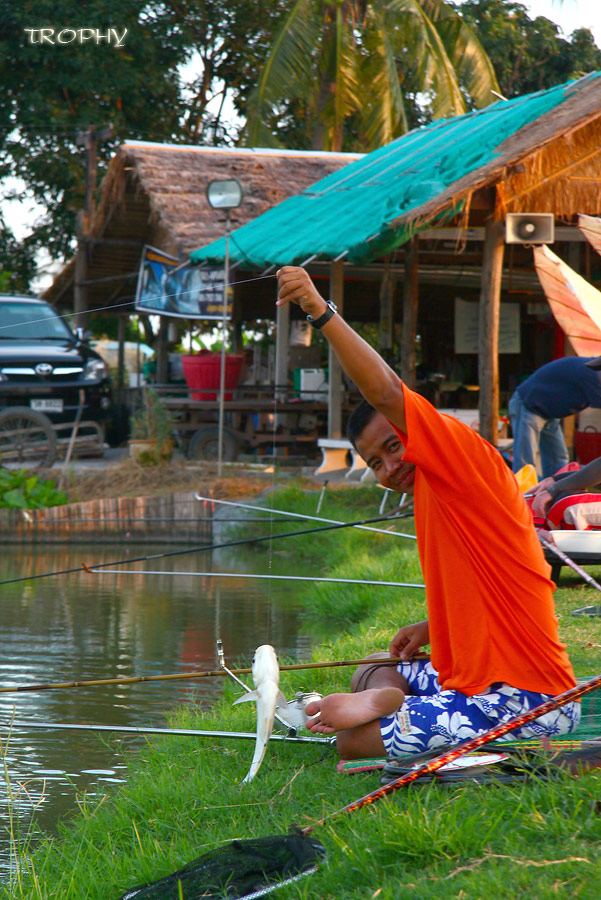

{"left": 276, "top": 690, "right": 287, "bottom": 711}
{"left": 232, "top": 690, "right": 258, "bottom": 706}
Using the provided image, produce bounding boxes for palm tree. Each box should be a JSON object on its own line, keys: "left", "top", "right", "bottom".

{"left": 243, "top": 0, "right": 500, "bottom": 151}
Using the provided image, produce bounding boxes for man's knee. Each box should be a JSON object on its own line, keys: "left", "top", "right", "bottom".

{"left": 351, "top": 652, "right": 409, "bottom": 694}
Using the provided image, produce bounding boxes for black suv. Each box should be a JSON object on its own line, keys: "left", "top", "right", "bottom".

{"left": 0, "top": 295, "right": 113, "bottom": 434}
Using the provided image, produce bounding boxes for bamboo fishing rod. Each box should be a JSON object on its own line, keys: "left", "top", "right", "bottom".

{"left": 0, "top": 511, "right": 410, "bottom": 588}
{"left": 0, "top": 657, "right": 404, "bottom": 696}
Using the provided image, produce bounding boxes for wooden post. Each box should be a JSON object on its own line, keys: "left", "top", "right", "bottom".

{"left": 563, "top": 242, "right": 581, "bottom": 454}
{"left": 156, "top": 316, "right": 169, "bottom": 384}
{"left": 74, "top": 210, "right": 88, "bottom": 329}
{"left": 401, "top": 237, "right": 418, "bottom": 389}
{"left": 117, "top": 315, "right": 126, "bottom": 390}
{"left": 379, "top": 256, "right": 394, "bottom": 354}
{"left": 328, "top": 261, "right": 344, "bottom": 437}
{"left": 478, "top": 212, "right": 505, "bottom": 445}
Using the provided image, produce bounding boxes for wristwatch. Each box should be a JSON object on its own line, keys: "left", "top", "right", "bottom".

{"left": 307, "top": 300, "right": 337, "bottom": 330}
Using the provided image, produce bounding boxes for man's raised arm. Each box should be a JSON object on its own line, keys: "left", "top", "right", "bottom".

{"left": 277, "top": 267, "right": 407, "bottom": 433}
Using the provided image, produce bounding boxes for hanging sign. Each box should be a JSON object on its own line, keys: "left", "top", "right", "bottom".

{"left": 135, "top": 245, "right": 228, "bottom": 320}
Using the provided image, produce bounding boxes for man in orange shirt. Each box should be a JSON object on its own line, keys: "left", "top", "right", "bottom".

{"left": 277, "top": 266, "right": 579, "bottom": 760}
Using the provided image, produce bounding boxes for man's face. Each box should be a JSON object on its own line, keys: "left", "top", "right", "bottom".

{"left": 355, "top": 411, "right": 416, "bottom": 494}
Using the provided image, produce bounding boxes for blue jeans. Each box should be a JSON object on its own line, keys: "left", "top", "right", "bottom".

{"left": 508, "top": 392, "right": 569, "bottom": 478}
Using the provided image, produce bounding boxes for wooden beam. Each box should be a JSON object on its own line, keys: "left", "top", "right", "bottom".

{"left": 401, "top": 238, "right": 419, "bottom": 389}
{"left": 328, "top": 261, "right": 344, "bottom": 438}
{"left": 478, "top": 213, "right": 505, "bottom": 445}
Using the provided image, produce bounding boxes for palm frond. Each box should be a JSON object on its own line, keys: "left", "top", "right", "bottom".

{"left": 418, "top": 0, "right": 500, "bottom": 108}
{"left": 356, "top": 4, "right": 408, "bottom": 148}
{"left": 384, "top": 0, "right": 466, "bottom": 118}
{"left": 243, "top": 0, "right": 323, "bottom": 146}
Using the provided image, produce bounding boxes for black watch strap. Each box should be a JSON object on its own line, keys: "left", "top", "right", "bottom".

{"left": 307, "top": 301, "right": 337, "bottom": 330}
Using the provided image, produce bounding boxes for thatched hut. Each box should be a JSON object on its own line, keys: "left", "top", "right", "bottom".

{"left": 43, "top": 141, "right": 362, "bottom": 320}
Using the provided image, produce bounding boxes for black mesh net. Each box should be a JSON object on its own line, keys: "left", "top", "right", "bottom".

{"left": 118, "top": 832, "right": 326, "bottom": 900}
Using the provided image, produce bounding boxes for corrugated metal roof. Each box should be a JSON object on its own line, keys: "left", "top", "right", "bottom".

{"left": 190, "top": 72, "right": 601, "bottom": 268}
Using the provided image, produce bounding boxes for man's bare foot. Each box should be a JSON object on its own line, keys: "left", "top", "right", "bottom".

{"left": 305, "top": 687, "right": 405, "bottom": 735}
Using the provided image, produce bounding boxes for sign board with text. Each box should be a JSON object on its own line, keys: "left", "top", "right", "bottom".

{"left": 135, "top": 246, "right": 227, "bottom": 320}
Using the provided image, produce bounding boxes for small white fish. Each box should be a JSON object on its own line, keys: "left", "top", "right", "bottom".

{"left": 233, "top": 644, "right": 287, "bottom": 784}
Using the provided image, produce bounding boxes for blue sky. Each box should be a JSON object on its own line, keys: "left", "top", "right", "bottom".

{"left": 522, "top": 0, "right": 601, "bottom": 44}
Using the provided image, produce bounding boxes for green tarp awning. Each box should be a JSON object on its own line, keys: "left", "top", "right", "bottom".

{"left": 190, "top": 72, "right": 601, "bottom": 269}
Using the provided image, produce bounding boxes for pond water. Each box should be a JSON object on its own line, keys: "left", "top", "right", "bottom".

{"left": 0, "top": 536, "right": 313, "bottom": 874}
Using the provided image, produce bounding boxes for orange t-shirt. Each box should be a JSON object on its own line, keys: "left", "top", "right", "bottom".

{"left": 396, "top": 386, "right": 575, "bottom": 696}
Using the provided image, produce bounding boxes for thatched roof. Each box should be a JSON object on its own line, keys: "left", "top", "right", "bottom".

{"left": 43, "top": 142, "right": 361, "bottom": 311}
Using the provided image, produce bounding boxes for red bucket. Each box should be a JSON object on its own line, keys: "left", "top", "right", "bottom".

{"left": 574, "top": 428, "right": 601, "bottom": 466}
{"left": 181, "top": 353, "right": 243, "bottom": 401}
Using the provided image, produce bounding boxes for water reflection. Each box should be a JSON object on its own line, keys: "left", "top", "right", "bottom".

{"left": 0, "top": 541, "right": 311, "bottom": 873}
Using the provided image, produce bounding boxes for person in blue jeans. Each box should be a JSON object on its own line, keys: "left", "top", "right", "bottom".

{"left": 509, "top": 356, "right": 601, "bottom": 478}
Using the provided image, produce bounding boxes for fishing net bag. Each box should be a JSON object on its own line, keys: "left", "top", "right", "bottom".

{"left": 118, "top": 831, "right": 326, "bottom": 900}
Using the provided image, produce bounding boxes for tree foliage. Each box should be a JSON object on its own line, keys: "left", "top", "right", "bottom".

{"left": 456, "top": 0, "right": 601, "bottom": 98}
{"left": 0, "top": 1, "right": 283, "bottom": 273}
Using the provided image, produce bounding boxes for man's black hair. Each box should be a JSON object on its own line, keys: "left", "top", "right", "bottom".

{"left": 346, "top": 399, "right": 378, "bottom": 449}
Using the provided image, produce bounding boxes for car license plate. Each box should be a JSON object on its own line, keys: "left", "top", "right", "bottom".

{"left": 30, "top": 399, "right": 63, "bottom": 412}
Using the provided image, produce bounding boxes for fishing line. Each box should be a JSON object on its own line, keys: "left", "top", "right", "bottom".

{"left": 0, "top": 512, "right": 409, "bottom": 587}
{"left": 0, "top": 274, "right": 277, "bottom": 332}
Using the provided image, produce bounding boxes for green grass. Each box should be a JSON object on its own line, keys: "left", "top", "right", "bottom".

{"left": 3, "top": 482, "right": 601, "bottom": 899}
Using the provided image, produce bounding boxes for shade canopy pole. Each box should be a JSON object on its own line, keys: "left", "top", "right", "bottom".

{"left": 275, "top": 285, "right": 290, "bottom": 405}
{"left": 478, "top": 211, "right": 504, "bottom": 445}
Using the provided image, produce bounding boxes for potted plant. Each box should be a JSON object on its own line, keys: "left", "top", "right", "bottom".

{"left": 128, "top": 389, "right": 176, "bottom": 466}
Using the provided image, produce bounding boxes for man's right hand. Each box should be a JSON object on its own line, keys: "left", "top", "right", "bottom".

{"left": 390, "top": 620, "right": 430, "bottom": 661}
{"left": 276, "top": 266, "right": 328, "bottom": 320}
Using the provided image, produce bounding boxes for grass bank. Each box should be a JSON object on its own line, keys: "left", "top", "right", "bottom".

{"left": 4, "top": 483, "right": 601, "bottom": 900}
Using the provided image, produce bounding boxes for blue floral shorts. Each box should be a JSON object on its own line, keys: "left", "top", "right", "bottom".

{"left": 380, "top": 659, "right": 581, "bottom": 757}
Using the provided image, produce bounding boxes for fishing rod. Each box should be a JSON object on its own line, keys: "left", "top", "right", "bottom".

{"left": 195, "top": 494, "right": 417, "bottom": 540}
{"left": 539, "top": 535, "right": 601, "bottom": 593}
{"left": 0, "top": 511, "right": 409, "bottom": 588}
{"left": 0, "top": 657, "right": 404, "bottom": 696}
{"left": 305, "top": 669, "right": 601, "bottom": 832}
{"left": 0, "top": 720, "right": 331, "bottom": 744}
{"left": 88, "top": 569, "right": 425, "bottom": 589}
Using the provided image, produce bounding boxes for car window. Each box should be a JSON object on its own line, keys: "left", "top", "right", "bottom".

{"left": 0, "top": 302, "right": 74, "bottom": 341}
